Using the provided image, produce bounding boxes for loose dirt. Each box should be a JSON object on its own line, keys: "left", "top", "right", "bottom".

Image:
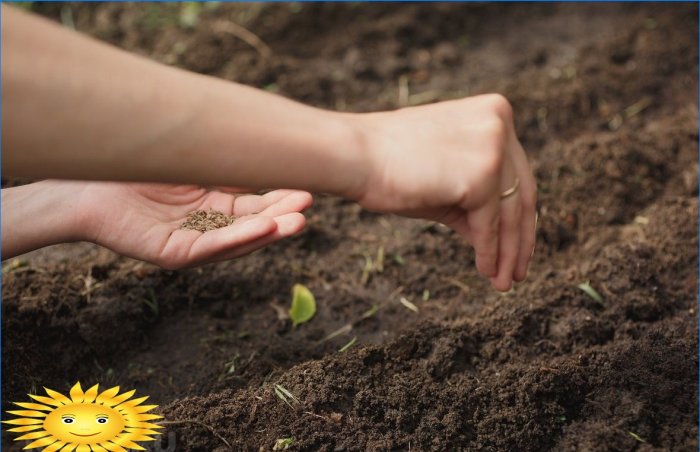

{"left": 3, "top": 3, "right": 697, "bottom": 451}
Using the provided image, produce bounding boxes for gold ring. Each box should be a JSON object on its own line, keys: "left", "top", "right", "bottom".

{"left": 500, "top": 178, "right": 520, "bottom": 199}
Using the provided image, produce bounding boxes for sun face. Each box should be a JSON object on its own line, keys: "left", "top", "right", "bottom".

{"left": 3, "top": 382, "right": 162, "bottom": 451}
{"left": 43, "top": 403, "right": 125, "bottom": 444}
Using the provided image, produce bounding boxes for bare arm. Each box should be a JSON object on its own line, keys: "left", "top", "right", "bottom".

{"left": 2, "top": 5, "right": 537, "bottom": 291}
{"left": 2, "top": 5, "right": 366, "bottom": 197}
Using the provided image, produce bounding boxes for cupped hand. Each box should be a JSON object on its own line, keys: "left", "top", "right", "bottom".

{"left": 353, "top": 94, "right": 537, "bottom": 291}
{"left": 75, "top": 182, "right": 312, "bottom": 269}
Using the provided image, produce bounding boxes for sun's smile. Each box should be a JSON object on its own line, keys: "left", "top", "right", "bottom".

{"left": 3, "top": 382, "right": 163, "bottom": 450}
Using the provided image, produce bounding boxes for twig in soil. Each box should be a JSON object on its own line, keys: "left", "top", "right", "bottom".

{"left": 398, "top": 296, "right": 419, "bottom": 313}
{"left": 159, "top": 420, "right": 233, "bottom": 449}
{"left": 212, "top": 20, "right": 273, "bottom": 59}
{"left": 440, "top": 276, "right": 470, "bottom": 293}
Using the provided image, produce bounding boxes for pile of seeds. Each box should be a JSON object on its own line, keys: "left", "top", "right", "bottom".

{"left": 180, "top": 209, "right": 238, "bottom": 232}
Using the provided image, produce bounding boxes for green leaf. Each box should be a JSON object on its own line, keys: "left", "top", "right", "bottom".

{"left": 273, "top": 437, "right": 294, "bottom": 450}
{"left": 577, "top": 281, "right": 604, "bottom": 305}
{"left": 289, "top": 284, "right": 316, "bottom": 327}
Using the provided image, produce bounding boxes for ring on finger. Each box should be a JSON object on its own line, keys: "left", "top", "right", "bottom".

{"left": 500, "top": 177, "right": 520, "bottom": 200}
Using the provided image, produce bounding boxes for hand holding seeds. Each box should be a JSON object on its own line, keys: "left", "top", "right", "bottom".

{"left": 352, "top": 94, "right": 537, "bottom": 291}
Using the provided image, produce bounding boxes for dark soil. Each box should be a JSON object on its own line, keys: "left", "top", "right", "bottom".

{"left": 3, "top": 3, "right": 698, "bottom": 451}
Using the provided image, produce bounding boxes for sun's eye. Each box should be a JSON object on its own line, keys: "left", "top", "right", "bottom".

{"left": 96, "top": 416, "right": 109, "bottom": 424}
{"left": 62, "top": 418, "right": 75, "bottom": 424}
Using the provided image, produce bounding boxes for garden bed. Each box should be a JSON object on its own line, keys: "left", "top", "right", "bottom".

{"left": 3, "top": 3, "right": 698, "bottom": 450}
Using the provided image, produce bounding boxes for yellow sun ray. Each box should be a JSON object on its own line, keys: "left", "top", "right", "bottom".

{"left": 129, "top": 405, "right": 158, "bottom": 414}
{"left": 6, "top": 382, "right": 162, "bottom": 452}
{"left": 7, "top": 425, "right": 43, "bottom": 433}
{"left": 15, "top": 431, "right": 51, "bottom": 441}
{"left": 110, "top": 437, "right": 145, "bottom": 451}
{"left": 14, "top": 402, "right": 54, "bottom": 412}
{"left": 24, "top": 436, "right": 58, "bottom": 449}
{"left": 116, "top": 396, "right": 149, "bottom": 408}
{"left": 100, "top": 442, "right": 126, "bottom": 452}
{"left": 124, "top": 428, "right": 161, "bottom": 435}
{"left": 69, "top": 383, "right": 85, "bottom": 404}
{"left": 43, "top": 388, "right": 72, "bottom": 405}
{"left": 95, "top": 387, "right": 120, "bottom": 405}
{"left": 28, "top": 395, "right": 63, "bottom": 407}
{"left": 103, "top": 390, "right": 135, "bottom": 407}
{"left": 7, "top": 410, "right": 48, "bottom": 418}
{"left": 42, "top": 441, "right": 66, "bottom": 452}
{"left": 4, "top": 418, "right": 44, "bottom": 425}
{"left": 83, "top": 384, "right": 99, "bottom": 403}
{"left": 123, "top": 421, "right": 163, "bottom": 430}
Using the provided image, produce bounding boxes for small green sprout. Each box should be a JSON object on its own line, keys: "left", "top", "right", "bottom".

{"left": 273, "top": 437, "right": 294, "bottom": 450}
{"left": 274, "top": 384, "right": 300, "bottom": 408}
{"left": 142, "top": 289, "right": 159, "bottom": 315}
{"left": 289, "top": 284, "right": 316, "bottom": 327}
{"left": 628, "top": 431, "right": 646, "bottom": 443}
{"left": 361, "top": 304, "right": 380, "bottom": 319}
{"left": 392, "top": 254, "right": 406, "bottom": 266}
{"left": 224, "top": 354, "right": 239, "bottom": 374}
{"left": 577, "top": 281, "right": 604, "bottom": 305}
{"left": 339, "top": 337, "right": 357, "bottom": 353}
{"left": 422, "top": 289, "right": 431, "bottom": 301}
{"left": 375, "top": 246, "right": 385, "bottom": 272}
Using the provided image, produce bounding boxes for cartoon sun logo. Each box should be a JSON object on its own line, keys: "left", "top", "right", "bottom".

{"left": 3, "top": 382, "right": 163, "bottom": 451}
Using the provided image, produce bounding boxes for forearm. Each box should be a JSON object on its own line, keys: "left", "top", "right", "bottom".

{"left": 2, "top": 6, "right": 368, "bottom": 198}
{"left": 1, "top": 181, "right": 84, "bottom": 258}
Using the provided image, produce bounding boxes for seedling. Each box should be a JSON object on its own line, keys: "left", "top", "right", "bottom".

{"left": 361, "top": 304, "right": 380, "bottom": 319}
{"left": 577, "top": 282, "right": 604, "bottom": 305}
{"left": 339, "top": 337, "right": 357, "bottom": 353}
{"left": 628, "top": 431, "right": 646, "bottom": 443}
{"left": 392, "top": 254, "right": 406, "bottom": 266}
{"left": 273, "top": 437, "right": 294, "bottom": 450}
{"left": 422, "top": 289, "right": 431, "bottom": 301}
{"left": 289, "top": 284, "right": 316, "bottom": 327}
{"left": 224, "top": 354, "right": 239, "bottom": 375}
{"left": 142, "top": 289, "right": 159, "bottom": 316}
{"left": 274, "top": 384, "right": 300, "bottom": 408}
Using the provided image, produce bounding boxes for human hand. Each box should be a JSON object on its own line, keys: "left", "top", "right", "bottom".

{"left": 73, "top": 182, "right": 312, "bottom": 269}
{"left": 352, "top": 94, "right": 537, "bottom": 291}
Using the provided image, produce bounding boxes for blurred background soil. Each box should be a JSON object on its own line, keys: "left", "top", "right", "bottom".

{"left": 2, "top": 3, "right": 698, "bottom": 451}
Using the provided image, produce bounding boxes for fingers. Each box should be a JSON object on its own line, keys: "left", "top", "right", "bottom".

{"left": 158, "top": 215, "right": 277, "bottom": 268}
{"left": 507, "top": 137, "right": 538, "bottom": 282}
{"left": 233, "top": 190, "right": 313, "bottom": 216}
{"left": 158, "top": 210, "right": 308, "bottom": 268}
{"left": 202, "top": 212, "right": 307, "bottom": 264}
{"left": 490, "top": 185, "right": 522, "bottom": 292}
{"left": 466, "top": 196, "right": 500, "bottom": 278}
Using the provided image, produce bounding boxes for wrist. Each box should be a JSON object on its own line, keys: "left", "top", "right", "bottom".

{"left": 2, "top": 180, "right": 88, "bottom": 258}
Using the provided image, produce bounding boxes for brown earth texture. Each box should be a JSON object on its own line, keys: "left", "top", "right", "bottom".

{"left": 2, "top": 3, "right": 699, "bottom": 451}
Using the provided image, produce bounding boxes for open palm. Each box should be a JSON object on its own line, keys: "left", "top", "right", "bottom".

{"left": 76, "top": 182, "right": 312, "bottom": 269}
